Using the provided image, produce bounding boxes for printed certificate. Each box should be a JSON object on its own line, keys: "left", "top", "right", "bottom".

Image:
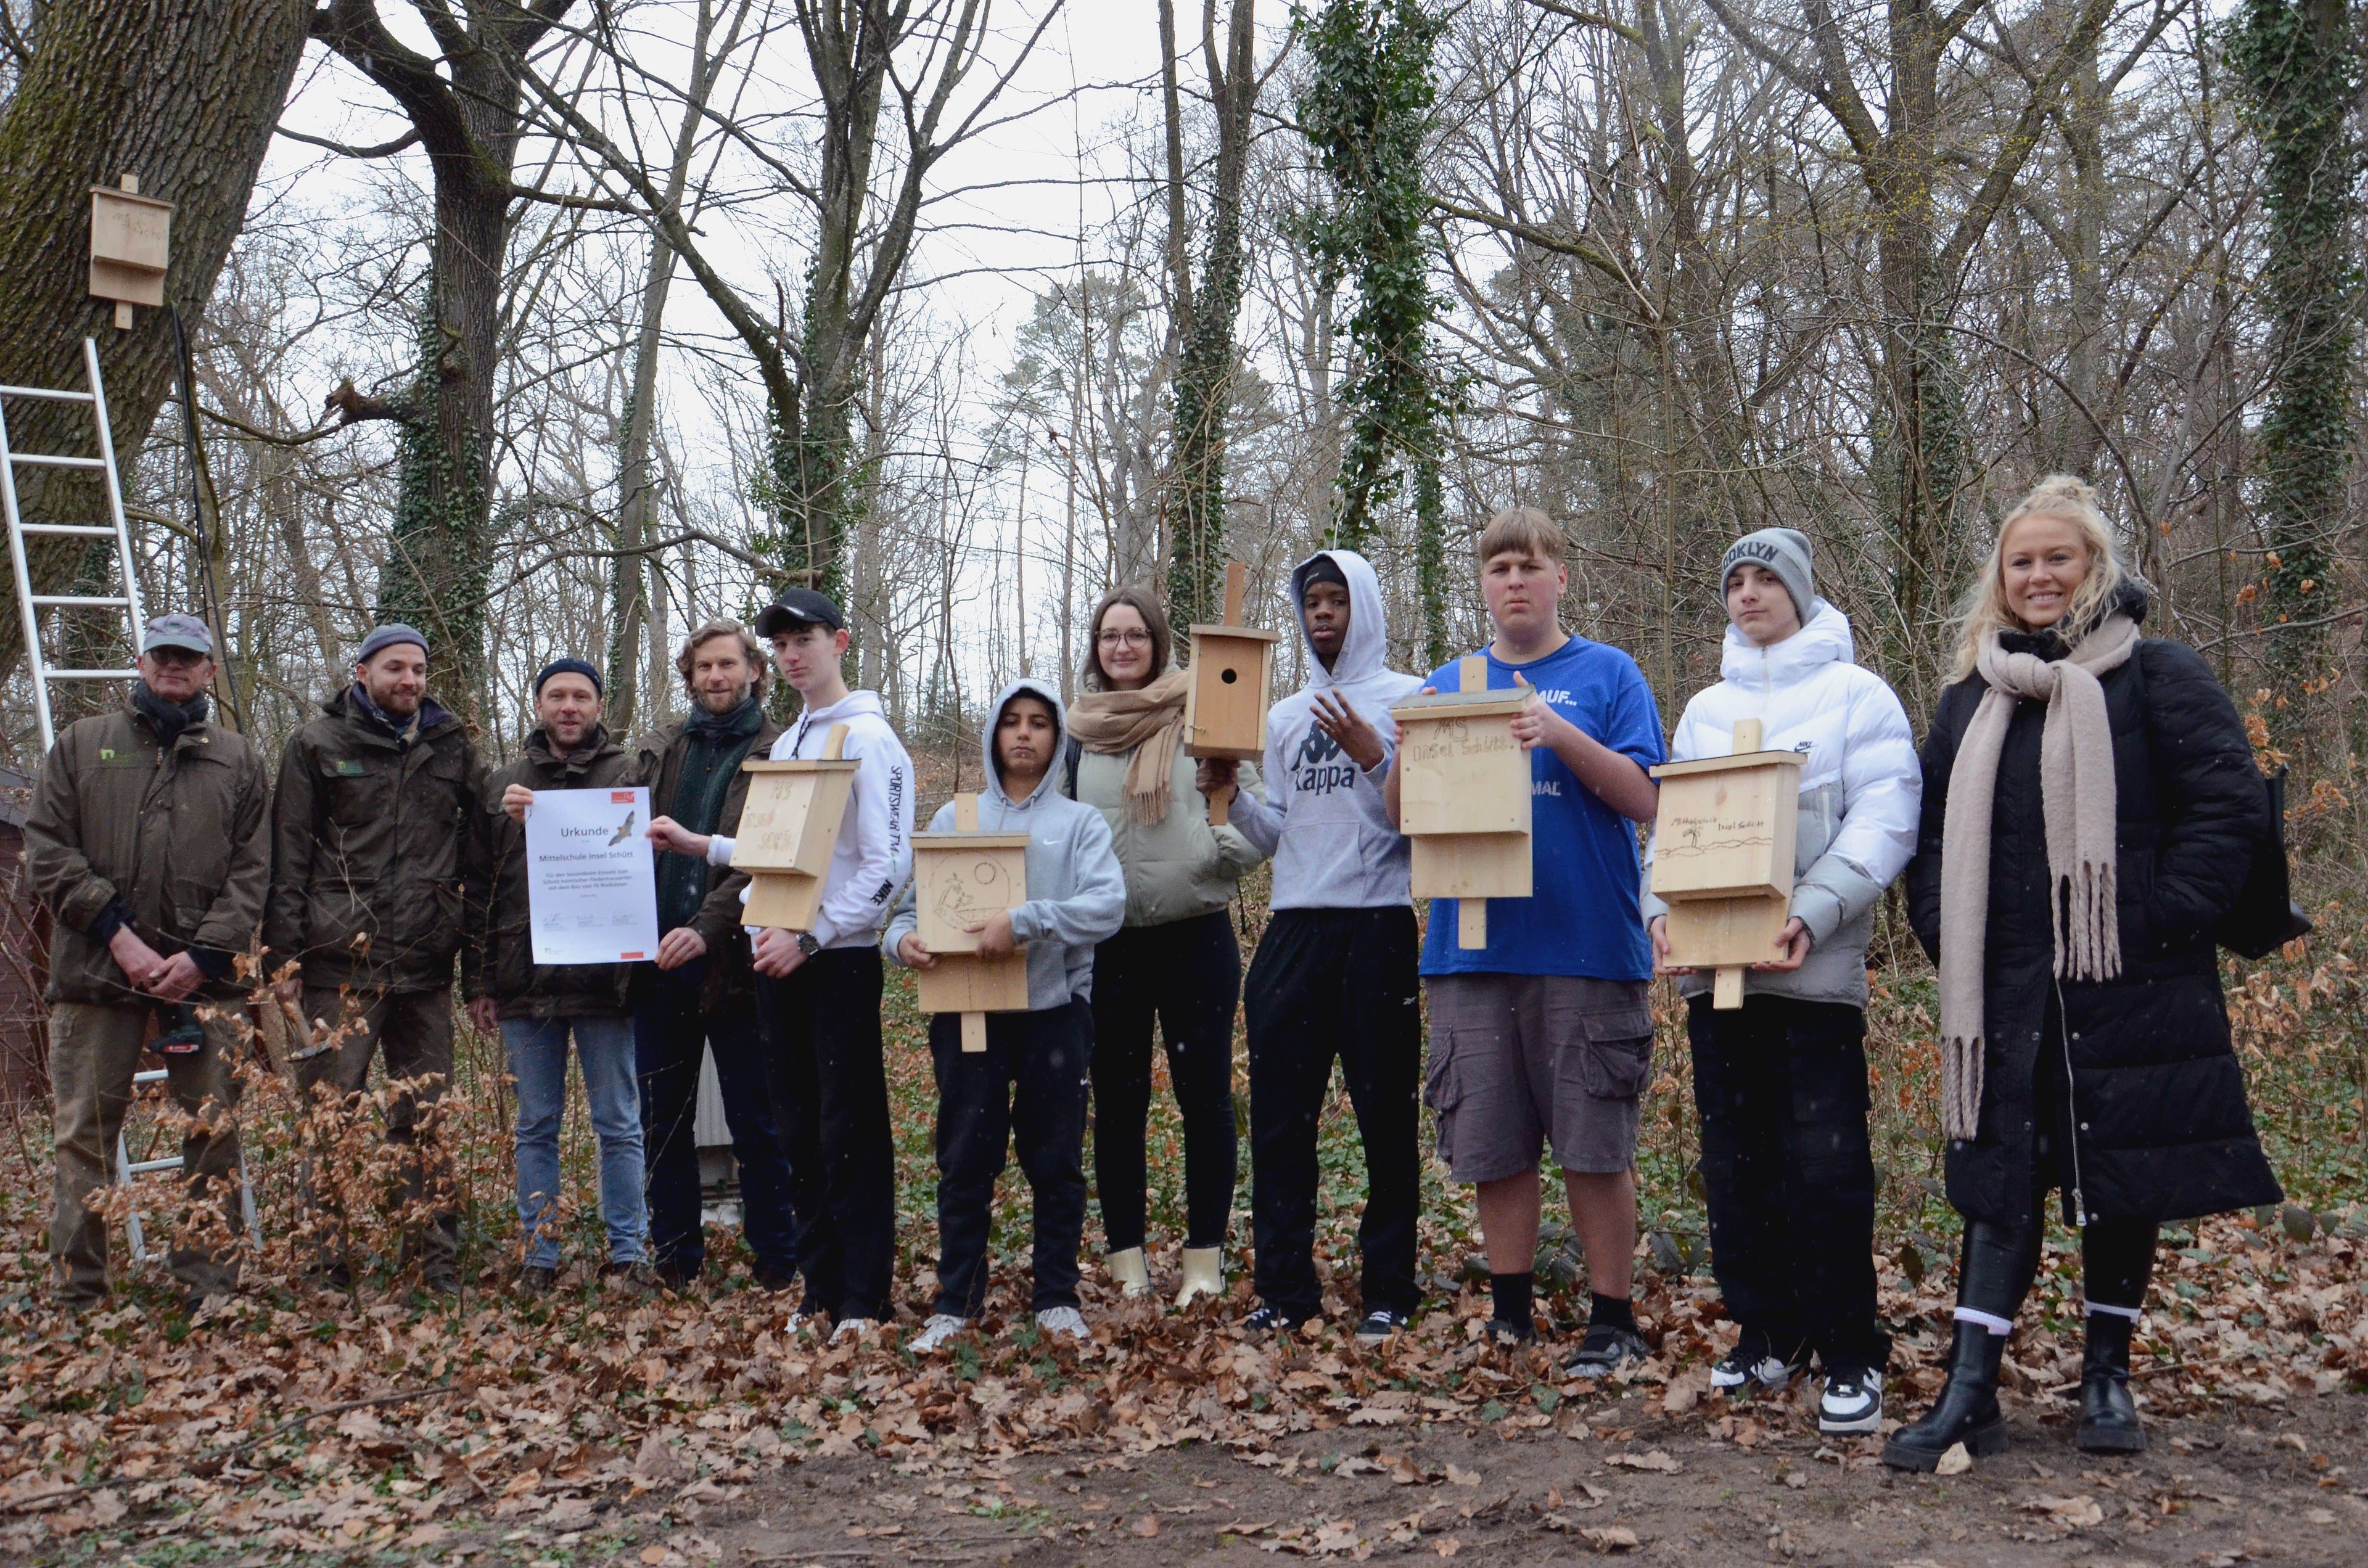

{"left": 525, "top": 786, "right": 660, "bottom": 965}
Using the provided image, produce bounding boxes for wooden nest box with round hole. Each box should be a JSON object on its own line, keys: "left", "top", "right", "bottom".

{"left": 1182, "top": 559, "right": 1279, "bottom": 825}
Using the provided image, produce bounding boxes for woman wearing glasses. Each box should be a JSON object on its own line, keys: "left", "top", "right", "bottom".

{"left": 1063, "top": 587, "right": 1267, "bottom": 1308}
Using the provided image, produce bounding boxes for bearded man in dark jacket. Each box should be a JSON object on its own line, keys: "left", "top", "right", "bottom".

{"left": 266, "top": 624, "right": 483, "bottom": 1292}
{"left": 465, "top": 659, "right": 651, "bottom": 1294}
{"left": 628, "top": 619, "right": 796, "bottom": 1288}
{"left": 25, "top": 614, "right": 268, "bottom": 1310}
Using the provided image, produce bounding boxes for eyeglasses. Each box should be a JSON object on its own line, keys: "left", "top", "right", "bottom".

{"left": 1096, "top": 630, "right": 1152, "bottom": 649}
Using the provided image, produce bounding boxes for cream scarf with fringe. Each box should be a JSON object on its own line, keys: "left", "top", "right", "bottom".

{"left": 1938, "top": 613, "right": 2139, "bottom": 1139}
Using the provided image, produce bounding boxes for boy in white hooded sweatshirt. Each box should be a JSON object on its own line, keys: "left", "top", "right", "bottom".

{"left": 887, "top": 679, "right": 1126, "bottom": 1351}
{"left": 1642, "top": 528, "right": 1919, "bottom": 1435}
{"left": 648, "top": 587, "right": 916, "bottom": 1339}
{"left": 1223, "top": 550, "right": 1426, "bottom": 1342}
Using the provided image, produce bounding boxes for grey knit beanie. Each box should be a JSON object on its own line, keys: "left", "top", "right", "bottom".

{"left": 1720, "top": 528, "right": 1814, "bottom": 623}
{"left": 356, "top": 623, "right": 429, "bottom": 665}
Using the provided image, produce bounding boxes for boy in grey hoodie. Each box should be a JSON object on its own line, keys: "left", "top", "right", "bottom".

{"left": 1225, "top": 550, "right": 1426, "bottom": 1340}
{"left": 887, "top": 679, "right": 1126, "bottom": 1349}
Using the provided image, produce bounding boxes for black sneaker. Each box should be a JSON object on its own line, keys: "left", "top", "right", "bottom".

{"left": 1487, "top": 1316, "right": 1536, "bottom": 1346}
{"left": 1355, "top": 1307, "right": 1412, "bottom": 1345}
{"left": 518, "top": 1264, "right": 557, "bottom": 1295}
{"left": 1564, "top": 1323, "right": 1648, "bottom": 1378}
{"left": 1244, "top": 1303, "right": 1303, "bottom": 1335}
{"left": 1819, "top": 1367, "right": 1883, "bottom": 1435}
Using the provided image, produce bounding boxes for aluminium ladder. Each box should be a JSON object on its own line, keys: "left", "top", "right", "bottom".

{"left": 3, "top": 337, "right": 257, "bottom": 1266}
{"left": 1, "top": 335, "right": 147, "bottom": 752}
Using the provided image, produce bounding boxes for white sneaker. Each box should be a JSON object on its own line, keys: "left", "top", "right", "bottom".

{"left": 1819, "top": 1368, "right": 1883, "bottom": 1434}
{"left": 1035, "top": 1305, "right": 1090, "bottom": 1341}
{"left": 831, "top": 1316, "right": 879, "bottom": 1344}
{"left": 1709, "top": 1345, "right": 1809, "bottom": 1394}
{"left": 910, "top": 1313, "right": 969, "bottom": 1353}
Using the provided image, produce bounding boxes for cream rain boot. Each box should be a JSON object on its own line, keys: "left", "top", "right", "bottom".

{"left": 1175, "top": 1247, "right": 1223, "bottom": 1308}
{"left": 1106, "top": 1246, "right": 1151, "bottom": 1299}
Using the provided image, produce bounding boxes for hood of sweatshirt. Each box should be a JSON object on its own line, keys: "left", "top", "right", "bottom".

{"left": 790, "top": 686, "right": 888, "bottom": 750}
{"left": 1291, "top": 548, "right": 1392, "bottom": 691}
{"left": 1717, "top": 597, "right": 1855, "bottom": 692}
{"left": 979, "top": 677, "right": 1067, "bottom": 810}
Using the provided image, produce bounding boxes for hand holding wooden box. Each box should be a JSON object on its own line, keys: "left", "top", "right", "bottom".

{"left": 913, "top": 792, "right": 1031, "bottom": 1051}
{"left": 1649, "top": 718, "right": 1804, "bottom": 1008}
{"left": 1391, "top": 654, "right": 1533, "bottom": 949}
{"left": 732, "top": 723, "right": 861, "bottom": 929}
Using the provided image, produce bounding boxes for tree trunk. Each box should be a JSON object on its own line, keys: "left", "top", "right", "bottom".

{"left": 1166, "top": 0, "right": 1259, "bottom": 631}
{"left": 314, "top": 0, "right": 580, "bottom": 717}
{"left": 2231, "top": 0, "right": 2362, "bottom": 752}
{"left": 0, "top": 0, "right": 310, "bottom": 737}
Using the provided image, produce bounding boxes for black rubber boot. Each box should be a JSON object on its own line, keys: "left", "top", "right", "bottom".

{"left": 2076, "top": 1312, "right": 2146, "bottom": 1453}
{"left": 1881, "top": 1322, "right": 2010, "bottom": 1471}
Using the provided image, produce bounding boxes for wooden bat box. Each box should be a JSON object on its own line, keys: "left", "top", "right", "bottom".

{"left": 1391, "top": 655, "right": 1532, "bottom": 949}
{"left": 89, "top": 177, "right": 172, "bottom": 326}
{"left": 913, "top": 793, "right": 1032, "bottom": 1049}
{"left": 1183, "top": 560, "right": 1280, "bottom": 766}
{"left": 1649, "top": 718, "right": 1804, "bottom": 1006}
{"left": 732, "top": 723, "right": 860, "bottom": 929}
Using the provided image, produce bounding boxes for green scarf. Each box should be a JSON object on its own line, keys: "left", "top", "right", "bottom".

{"left": 656, "top": 698, "right": 765, "bottom": 934}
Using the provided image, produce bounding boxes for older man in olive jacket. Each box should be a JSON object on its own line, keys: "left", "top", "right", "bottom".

{"left": 23, "top": 615, "right": 269, "bottom": 1310}
{"left": 266, "top": 623, "right": 483, "bottom": 1291}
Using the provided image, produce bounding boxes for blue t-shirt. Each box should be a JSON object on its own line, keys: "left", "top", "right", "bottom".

{"left": 1417, "top": 636, "right": 1664, "bottom": 979}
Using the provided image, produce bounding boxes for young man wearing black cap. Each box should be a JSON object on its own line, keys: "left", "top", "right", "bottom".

{"left": 466, "top": 659, "right": 652, "bottom": 1293}
{"left": 648, "top": 587, "right": 915, "bottom": 1339}
{"left": 25, "top": 614, "right": 269, "bottom": 1310}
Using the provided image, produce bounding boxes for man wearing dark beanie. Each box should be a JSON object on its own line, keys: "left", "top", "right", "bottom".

{"left": 268, "top": 623, "right": 483, "bottom": 1294}
{"left": 466, "top": 657, "right": 653, "bottom": 1293}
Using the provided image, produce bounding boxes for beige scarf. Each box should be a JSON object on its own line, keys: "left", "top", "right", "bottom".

{"left": 1066, "top": 669, "right": 1191, "bottom": 824}
{"left": 1937, "top": 613, "right": 2139, "bottom": 1139}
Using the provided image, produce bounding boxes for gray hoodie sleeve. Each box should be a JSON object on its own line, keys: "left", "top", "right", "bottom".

{"left": 1226, "top": 751, "right": 1283, "bottom": 858}
{"left": 1009, "top": 803, "right": 1127, "bottom": 951}
{"left": 880, "top": 801, "right": 953, "bottom": 966}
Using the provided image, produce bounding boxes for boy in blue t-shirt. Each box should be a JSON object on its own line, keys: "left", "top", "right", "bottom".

{"left": 1388, "top": 506, "right": 1666, "bottom": 1377}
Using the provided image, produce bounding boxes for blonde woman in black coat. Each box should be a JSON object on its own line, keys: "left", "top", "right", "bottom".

{"left": 1885, "top": 477, "right": 2281, "bottom": 1471}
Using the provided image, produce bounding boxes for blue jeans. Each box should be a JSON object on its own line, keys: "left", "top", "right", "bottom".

{"left": 504, "top": 1014, "right": 647, "bottom": 1268}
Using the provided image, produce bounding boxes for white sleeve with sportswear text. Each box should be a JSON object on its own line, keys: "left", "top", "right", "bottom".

{"left": 807, "top": 720, "right": 914, "bottom": 947}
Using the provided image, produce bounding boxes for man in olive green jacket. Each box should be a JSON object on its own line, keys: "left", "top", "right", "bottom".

{"left": 266, "top": 623, "right": 482, "bottom": 1290}
{"left": 23, "top": 615, "right": 269, "bottom": 1309}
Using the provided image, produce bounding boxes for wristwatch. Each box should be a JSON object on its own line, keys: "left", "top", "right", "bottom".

{"left": 794, "top": 931, "right": 821, "bottom": 959}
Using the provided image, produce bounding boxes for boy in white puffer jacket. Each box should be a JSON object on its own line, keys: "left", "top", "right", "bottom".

{"left": 1642, "top": 528, "right": 1918, "bottom": 1437}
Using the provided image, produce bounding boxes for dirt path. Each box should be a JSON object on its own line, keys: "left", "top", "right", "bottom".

{"left": 569, "top": 1389, "right": 2362, "bottom": 1568}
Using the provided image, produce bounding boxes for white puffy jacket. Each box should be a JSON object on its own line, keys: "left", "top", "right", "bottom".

{"left": 1641, "top": 601, "right": 1919, "bottom": 1007}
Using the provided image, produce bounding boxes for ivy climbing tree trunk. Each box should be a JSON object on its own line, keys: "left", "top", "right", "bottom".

{"left": 2232, "top": 0, "right": 2362, "bottom": 748}
{"left": 1162, "top": 0, "right": 1258, "bottom": 629}
{"left": 1297, "top": 0, "right": 1450, "bottom": 657}
{"left": 312, "top": 0, "right": 580, "bottom": 715}
{"left": 0, "top": 0, "right": 310, "bottom": 732}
